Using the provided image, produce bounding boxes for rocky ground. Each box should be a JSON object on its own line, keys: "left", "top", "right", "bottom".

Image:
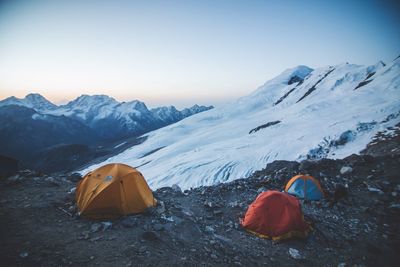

{"left": 1, "top": 131, "right": 399, "bottom": 266}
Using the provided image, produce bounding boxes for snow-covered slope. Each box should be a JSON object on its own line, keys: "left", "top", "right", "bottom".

{"left": 80, "top": 58, "right": 400, "bottom": 190}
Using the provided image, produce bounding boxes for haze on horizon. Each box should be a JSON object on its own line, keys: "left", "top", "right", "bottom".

{"left": 0, "top": 0, "right": 399, "bottom": 108}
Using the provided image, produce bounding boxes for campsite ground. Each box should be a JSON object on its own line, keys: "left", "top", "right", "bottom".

{"left": 0, "top": 132, "right": 399, "bottom": 266}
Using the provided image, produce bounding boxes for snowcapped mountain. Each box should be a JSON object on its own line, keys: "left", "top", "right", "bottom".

{"left": 0, "top": 93, "right": 57, "bottom": 112}
{"left": 80, "top": 58, "right": 400, "bottom": 190}
{"left": 0, "top": 93, "right": 213, "bottom": 139}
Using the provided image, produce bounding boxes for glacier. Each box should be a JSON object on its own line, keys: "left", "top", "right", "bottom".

{"left": 80, "top": 59, "right": 400, "bottom": 190}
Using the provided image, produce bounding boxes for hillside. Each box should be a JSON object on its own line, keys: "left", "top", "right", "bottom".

{"left": 81, "top": 58, "right": 400, "bottom": 190}
{"left": 1, "top": 131, "right": 399, "bottom": 266}
{"left": 0, "top": 95, "right": 212, "bottom": 172}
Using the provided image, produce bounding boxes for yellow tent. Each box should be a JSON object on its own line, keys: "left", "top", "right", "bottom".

{"left": 76, "top": 163, "right": 156, "bottom": 219}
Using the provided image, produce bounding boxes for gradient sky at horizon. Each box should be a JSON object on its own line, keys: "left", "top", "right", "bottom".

{"left": 0, "top": 0, "right": 399, "bottom": 108}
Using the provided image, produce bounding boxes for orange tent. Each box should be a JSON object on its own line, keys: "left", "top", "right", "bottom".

{"left": 76, "top": 163, "right": 156, "bottom": 219}
{"left": 241, "top": 191, "right": 310, "bottom": 241}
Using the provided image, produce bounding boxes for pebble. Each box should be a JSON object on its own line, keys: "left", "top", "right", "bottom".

{"left": 367, "top": 187, "right": 383, "bottom": 194}
{"left": 121, "top": 217, "right": 138, "bottom": 228}
{"left": 288, "top": 248, "right": 304, "bottom": 260}
{"left": 101, "top": 222, "right": 112, "bottom": 230}
{"left": 205, "top": 226, "right": 215, "bottom": 233}
{"left": 90, "top": 223, "right": 102, "bottom": 233}
{"left": 68, "top": 187, "right": 76, "bottom": 194}
{"left": 213, "top": 210, "right": 223, "bottom": 215}
{"left": 340, "top": 166, "right": 353, "bottom": 175}
{"left": 19, "top": 251, "right": 29, "bottom": 258}
{"left": 153, "top": 224, "right": 164, "bottom": 231}
{"left": 141, "top": 231, "right": 159, "bottom": 241}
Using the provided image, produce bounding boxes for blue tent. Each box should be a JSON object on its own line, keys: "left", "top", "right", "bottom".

{"left": 285, "top": 175, "right": 323, "bottom": 200}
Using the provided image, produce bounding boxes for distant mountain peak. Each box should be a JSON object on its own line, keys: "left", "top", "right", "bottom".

{"left": 0, "top": 93, "right": 56, "bottom": 111}
{"left": 24, "top": 93, "right": 57, "bottom": 110}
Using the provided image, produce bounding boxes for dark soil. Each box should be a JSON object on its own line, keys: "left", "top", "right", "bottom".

{"left": 1, "top": 135, "right": 399, "bottom": 266}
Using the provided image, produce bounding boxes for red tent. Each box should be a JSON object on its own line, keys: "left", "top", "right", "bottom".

{"left": 240, "top": 190, "right": 310, "bottom": 241}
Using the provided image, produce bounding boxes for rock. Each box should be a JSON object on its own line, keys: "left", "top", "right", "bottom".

{"left": 213, "top": 210, "right": 223, "bottom": 216}
{"left": 68, "top": 187, "right": 76, "bottom": 194}
{"left": 389, "top": 203, "right": 400, "bottom": 210}
{"left": 68, "top": 173, "right": 82, "bottom": 182}
{"left": 288, "top": 248, "right": 304, "bottom": 260}
{"left": 7, "top": 174, "right": 23, "bottom": 184}
{"left": 204, "top": 201, "right": 213, "bottom": 208}
{"left": 19, "top": 251, "right": 29, "bottom": 258}
{"left": 78, "top": 231, "right": 90, "bottom": 240}
{"left": 257, "top": 187, "right": 267, "bottom": 193}
{"left": 90, "top": 223, "right": 102, "bottom": 233}
{"left": 333, "top": 184, "right": 348, "bottom": 202}
{"left": 89, "top": 236, "right": 103, "bottom": 242}
{"left": 337, "top": 263, "right": 346, "bottom": 267}
{"left": 153, "top": 224, "right": 164, "bottom": 231}
{"left": 210, "top": 253, "right": 218, "bottom": 259}
{"left": 141, "top": 231, "right": 159, "bottom": 241}
{"left": 45, "top": 177, "right": 59, "bottom": 186}
{"left": 367, "top": 187, "right": 383, "bottom": 194}
{"left": 205, "top": 226, "right": 215, "bottom": 233}
{"left": 171, "top": 184, "right": 182, "bottom": 193}
{"left": 101, "top": 222, "right": 112, "bottom": 231}
{"left": 340, "top": 166, "right": 353, "bottom": 175}
{"left": 228, "top": 201, "right": 239, "bottom": 208}
{"left": 156, "top": 201, "right": 166, "bottom": 214}
{"left": 121, "top": 217, "right": 139, "bottom": 228}
{"left": 138, "top": 246, "right": 147, "bottom": 253}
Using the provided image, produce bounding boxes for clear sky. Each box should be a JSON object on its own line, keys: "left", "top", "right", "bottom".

{"left": 0, "top": 0, "right": 399, "bottom": 108}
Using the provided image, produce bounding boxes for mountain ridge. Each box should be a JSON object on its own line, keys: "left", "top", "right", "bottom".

{"left": 80, "top": 59, "right": 400, "bottom": 190}
{"left": 0, "top": 93, "right": 213, "bottom": 139}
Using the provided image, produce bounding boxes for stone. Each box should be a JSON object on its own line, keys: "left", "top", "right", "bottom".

{"left": 89, "top": 236, "right": 103, "bottom": 242}
{"left": 7, "top": 175, "right": 23, "bottom": 183}
{"left": 153, "top": 224, "right": 164, "bottom": 231}
{"left": 213, "top": 210, "right": 223, "bottom": 215}
{"left": 204, "top": 201, "right": 213, "bottom": 208}
{"left": 340, "top": 166, "right": 353, "bottom": 175}
{"left": 205, "top": 226, "right": 215, "bottom": 233}
{"left": 171, "top": 184, "right": 182, "bottom": 193}
{"left": 90, "top": 223, "right": 102, "bottom": 233}
{"left": 141, "top": 231, "right": 159, "bottom": 241}
{"left": 121, "top": 217, "right": 138, "bottom": 228}
{"left": 156, "top": 201, "right": 166, "bottom": 214}
{"left": 257, "top": 187, "right": 267, "bottom": 193}
{"left": 228, "top": 201, "right": 239, "bottom": 208}
{"left": 68, "top": 187, "right": 76, "bottom": 194}
{"left": 288, "top": 248, "right": 304, "bottom": 260}
{"left": 101, "top": 222, "right": 112, "bottom": 231}
{"left": 78, "top": 231, "right": 90, "bottom": 240}
{"left": 389, "top": 203, "right": 400, "bottom": 210}
{"left": 45, "top": 177, "right": 60, "bottom": 186}
{"left": 367, "top": 187, "right": 383, "bottom": 194}
{"left": 68, "top": 173, "right": 82, "bottom": 182}
{"left": 19, "top": 251, "right": 29, "bottom": 258}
